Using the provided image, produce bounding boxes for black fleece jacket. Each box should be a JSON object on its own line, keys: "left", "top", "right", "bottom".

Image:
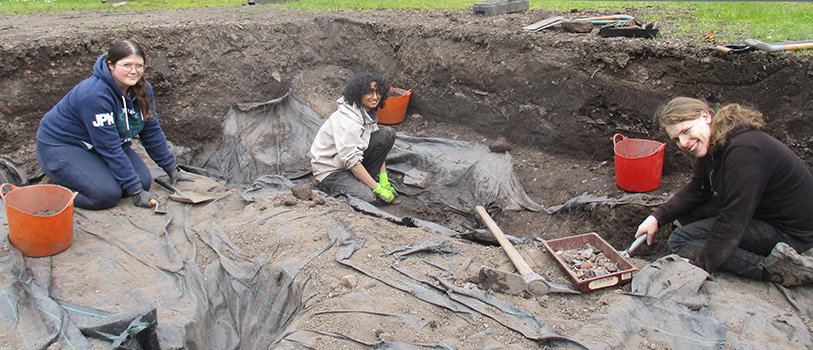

{"left": 653, "top": 127, "right": 813, "bottom": 273}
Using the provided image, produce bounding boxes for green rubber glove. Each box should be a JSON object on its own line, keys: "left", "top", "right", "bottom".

{"left": 372, "top": 183, "right": 395, "bottom": 203}
{"left": 378, "top": 172, "right": 396, "bottom": 195}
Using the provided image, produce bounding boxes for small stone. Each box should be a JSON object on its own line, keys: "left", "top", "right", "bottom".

{"left": 282, "top": 197, "right": 297, "bottom": 206}
{"left": 561, "top": 251, "right": 576, "bottom": 263}
{"left": 46, "top": 343, "right": 62, "bottom": 350}
{"left": 311, "top": 194, "right": 326, "bottom": 205}
{"left": 579, "top": 261, "right": 593, "bottom": 269}
{"left": 375, "top": 329, "right": 394, "bottom": 342}
{"left": 593, "top": 267, "right": 608, "bottom": 277}
{"left": 339, "top": 275, "right": 357, "bottom": 289}
{"left": 489, "top": 137, "right": 512, "bottom": 153}
{"left": 291, "top": 184, "right": 313, "bottom": 200}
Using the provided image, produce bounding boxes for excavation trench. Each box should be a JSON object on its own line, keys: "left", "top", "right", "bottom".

{"left": 2, "top": 7, "right": 811, "bottom": 254}
{"left": 1, "top": 7, "right": 813, "bottom": 348}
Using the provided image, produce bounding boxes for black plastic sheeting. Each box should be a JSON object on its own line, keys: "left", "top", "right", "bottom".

{"left": 3, "top": 177, "right": 812, "bottom": 349}
{"left": 2, "top": 90, "right": 812, "bottom": 348}
{"left": 189, "top": 89, "right": 543, "bottom": 213}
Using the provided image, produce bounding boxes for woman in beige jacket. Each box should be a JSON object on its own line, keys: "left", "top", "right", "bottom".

{"left": 310, "top": 72, "right": 397, "bottom": 204}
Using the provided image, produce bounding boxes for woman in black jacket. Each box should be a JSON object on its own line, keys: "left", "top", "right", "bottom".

{"left": 634, "top": 97, "right": 813, "bottom": 287}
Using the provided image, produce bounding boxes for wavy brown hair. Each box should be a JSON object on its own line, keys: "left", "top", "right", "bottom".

{"left": 655, "top": 97, "right": 764, "bottom": 154}
{"left": 107, "top": 39, "right": 153, "bottom": 120}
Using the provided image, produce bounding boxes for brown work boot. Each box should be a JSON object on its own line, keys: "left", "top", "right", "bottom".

{"left": 763, "top": 242, "right": 813, "bottom": 287}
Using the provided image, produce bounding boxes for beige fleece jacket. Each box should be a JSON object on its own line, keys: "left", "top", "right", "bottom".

{"left": 310, "top": 97, "right": 379, "bottom": 182}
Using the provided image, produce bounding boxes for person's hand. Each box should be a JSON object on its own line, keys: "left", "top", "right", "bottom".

{"left": 131, "top": 189, "right": 159, "bottom": 208}
{"left": 166, "top": 166, "right": 193, "bottom": 185}
{"left": 378, "top": 172, "right": 396, "bottom": 196}
{"left": 372, "top": 183, "right": 395, "bottom": 203}
{"left": 635, "top": 215, "right": 659, "bottom": 245}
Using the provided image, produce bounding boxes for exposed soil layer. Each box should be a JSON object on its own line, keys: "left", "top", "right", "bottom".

{"left": 2, "top": 5, "right": 812, "bottom": 257}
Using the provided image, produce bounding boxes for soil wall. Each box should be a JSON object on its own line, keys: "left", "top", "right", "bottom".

{"left": 1, "top": 7, "right": 812, "bottom": 178}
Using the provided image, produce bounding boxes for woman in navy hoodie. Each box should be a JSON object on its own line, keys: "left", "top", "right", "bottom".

{"left": 36, "top": 39, "right": 183, "bottom": 210}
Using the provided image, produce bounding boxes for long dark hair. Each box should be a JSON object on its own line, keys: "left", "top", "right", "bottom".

{"left": 107, "top": 39, "right": 153, "bottom": 120}
{"left": 656, "top": 97, "right": 764, "bottom": 154}
{"left": 342, "top": 72, "right": 390, "bottom": 111}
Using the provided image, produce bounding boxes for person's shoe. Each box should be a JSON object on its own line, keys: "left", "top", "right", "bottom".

{"left": 763, "top": 242, "right": 813, "bottom": 287}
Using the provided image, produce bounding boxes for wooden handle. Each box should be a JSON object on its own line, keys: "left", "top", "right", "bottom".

{"left": 715, "top": 45, "right": 733, "bottom": 54}
{"left": 784, "top": 43, "right": 813, "bottom": 51}
{"left": 149, "top": 199, "right": 158, "bottom": 206}
{"left": 475, "top": 206, "right": 534, "bottom": 276}
{"left": 586, "top": 15, "right": 633, "bottom": 21}
{"left": 154, "top": 177, "right": 180, "bottom": 194}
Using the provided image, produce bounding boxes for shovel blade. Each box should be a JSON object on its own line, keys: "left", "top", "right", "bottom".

{"left": 478, "top": 266, "right": 528, "bottom": 295}
{"left": 478, "top": 266, "right": 582, "bottom": 295}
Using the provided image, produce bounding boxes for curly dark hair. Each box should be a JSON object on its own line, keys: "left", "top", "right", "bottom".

{"left": 342, "top": 72, "right": 390, "bottom": 111}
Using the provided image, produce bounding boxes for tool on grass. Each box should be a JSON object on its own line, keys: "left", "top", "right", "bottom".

{"left": 154, "top": 177, "right": 215, "bottom": 204}
{"left": 621, "top": 234, "right": 648, "bottom": 258}
{"left": 717, "top": 39, "right": 813, "bottom": 54}
{"left": 475, "top": 205, "right": 581, "bottom": 295}
{"left": 149, "top": 198, "right": 167, "bottom": 214}
{"left": 523, "top": 14, "right": 633, "bottom": 32}
{"left": 744, "top": 39, "right": 813, "bottom": 52}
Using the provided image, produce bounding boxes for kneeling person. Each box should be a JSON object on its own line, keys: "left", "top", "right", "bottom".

{"left": 310, "top": 72, "right": 397, "bottom": 204}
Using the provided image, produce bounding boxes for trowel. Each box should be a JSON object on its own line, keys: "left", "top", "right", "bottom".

{"left": 149, "top": 199, "right": 167, "bottom": 215}
{"left": 621, "top": 234, "right": 648, "bottom": 258}
{"left": 475, "top": 206, "right": 581, "bottom": 295}
{"left": 154, "top": 177, "right": 215, "bottom": 204}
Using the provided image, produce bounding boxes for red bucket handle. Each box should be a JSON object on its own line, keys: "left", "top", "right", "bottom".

{"left": 655, "top": 142, "right": 667, "bottom": 153}
{"left": 0, "top": 183, "right": 17, "bottom": 201}
{"left": 613, "top": 133, "right": 626, "bottom": 146}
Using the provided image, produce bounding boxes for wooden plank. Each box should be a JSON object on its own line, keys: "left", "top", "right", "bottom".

{"left": 522, "top": 16, "right": 565, "bottom": 32}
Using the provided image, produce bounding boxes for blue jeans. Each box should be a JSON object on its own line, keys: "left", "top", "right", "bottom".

{"left": 36, "top": 141, "right": 152, "bottom": 210}
{"left": 317, "top": 127, "right": 395, "bottom": 203}
{"left": 668, "top": 196, "right": 813, "bottom": 280}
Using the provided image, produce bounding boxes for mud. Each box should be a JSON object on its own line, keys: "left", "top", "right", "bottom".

{"left": 1, "top": 6, "right": 812, "bottom": 256}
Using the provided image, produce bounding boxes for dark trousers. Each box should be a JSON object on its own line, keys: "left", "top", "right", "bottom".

{"left": 317, "top": 127, "right": 395, "bottom": 203}
{"left": 668, "top": 196, "right": 813, "bottom": 280}
{"left": 37, "top": 141, "right": 152, "bottom": 210}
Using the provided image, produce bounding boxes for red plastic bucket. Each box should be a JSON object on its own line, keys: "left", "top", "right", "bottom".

{"left": 1, "top": 183, "right": 78, "bottom": 257}
{"left": 377, "top": 87, "right": 412, "bottom": 125}
{"left": 613, "top": 134, "right": 666, "bottom": 192}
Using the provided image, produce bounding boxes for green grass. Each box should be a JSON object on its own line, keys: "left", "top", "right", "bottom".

{"left": 1, "top": 0, "right": 811, "bottom": 43}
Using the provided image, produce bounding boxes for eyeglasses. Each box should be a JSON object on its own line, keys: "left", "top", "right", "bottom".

{"left": 117, "top": 62, "right": 145, "bottom": 72}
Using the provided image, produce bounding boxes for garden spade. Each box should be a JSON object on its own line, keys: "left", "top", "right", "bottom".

{"left": 154, "top": 178, "right": 215, "bottom": 204}
{"left": 744, "top": 39, "right": 813, "bottom": 52}
{"left": 475, "top": 206, "right": 580, "bottom": 295}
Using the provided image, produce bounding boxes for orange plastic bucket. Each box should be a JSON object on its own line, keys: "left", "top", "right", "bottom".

{"left": 613, "top": 134, "right": 666, "bottom": 192}
{"left": 1, "top": 184, "right": 78, "bottom": 257}
{"left": 377, "top": 87, "right": 412, "bottom": 125}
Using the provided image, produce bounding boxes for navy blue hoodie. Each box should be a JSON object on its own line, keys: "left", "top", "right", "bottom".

{"left": 37, "top": 54, "right": 176, "bottom": 195}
